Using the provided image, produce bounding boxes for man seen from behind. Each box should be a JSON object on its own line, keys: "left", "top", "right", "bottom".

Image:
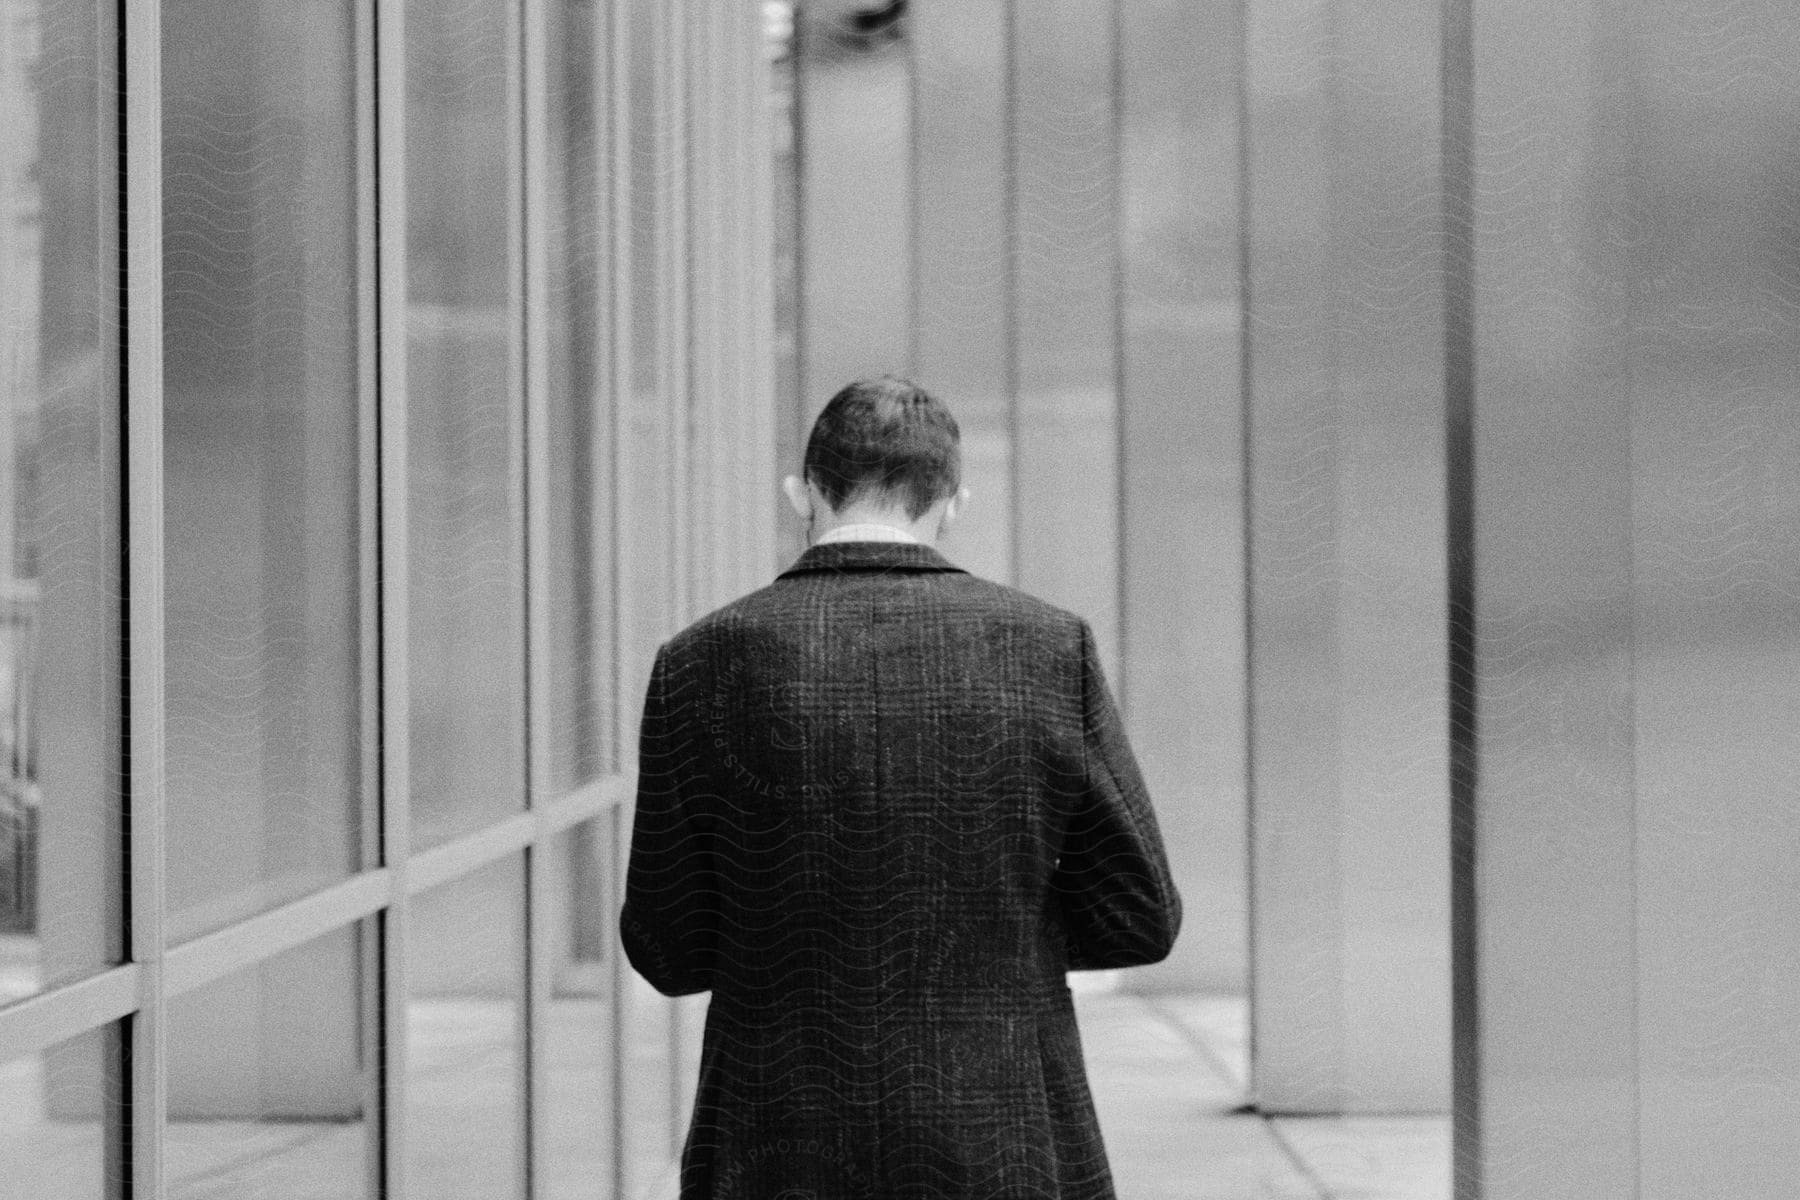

{"left": 620, "top": 375, "right": 1183, "bottom": 1199}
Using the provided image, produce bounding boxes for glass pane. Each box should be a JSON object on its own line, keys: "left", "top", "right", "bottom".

{"left": 166, "top": 923, "right": 371, "bottom": 1199}
{"left": 544, "top": 0, "right": 614, "bottom": 793}
{"left": 543, "top": 815, "right": 615, "bottom": 1198}
{"left": 1, "top": 0, "right": 122, "bottom": 1004}
{"left": 160, "top": 0, "right": 364, "bottom": 941}
{"left": 0, "top": 1024, "right": 117, "bottom": 1197}
{"left": 405, "top": 0, "right": 525, "bottom": 847}
{"left": 408, "top": 856, "right": 525, "bottom": 1199}
{"left": 768, "top": 0, "right": 800, "bottom": 559}
{"left": 618, "top": 0, "right": 674, "bottom": 740}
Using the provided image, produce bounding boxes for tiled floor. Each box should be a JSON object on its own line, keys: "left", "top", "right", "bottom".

{"left": 1078, "top": 992, "right": 1448, "bottom": 1200}
{"left": 1, "top": 986, "right": 1449, "bottom": 1198}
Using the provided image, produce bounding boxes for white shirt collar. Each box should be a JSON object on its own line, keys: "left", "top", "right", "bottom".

{"left": 814, "top": 521, "right": 920, "bottom": 545}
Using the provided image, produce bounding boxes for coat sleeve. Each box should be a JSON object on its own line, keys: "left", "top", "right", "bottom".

{"left": 1052, "top": 618, "right": 1184, "bottom": 971}
{"left": 619, "top": 642, "right": 718, "bottom": 996}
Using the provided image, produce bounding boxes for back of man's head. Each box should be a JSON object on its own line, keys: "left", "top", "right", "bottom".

{"left": 803, "top": 376, "right": 961, "bottom": 520}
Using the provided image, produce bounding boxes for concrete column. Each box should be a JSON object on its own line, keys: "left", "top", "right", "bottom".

{"left": 1457, "top": 1, "right": 1635, "bottom": 1184}
{"left": 913, "top": 0, "right": 1011, "bottom": 586}
{"left": 1117, "top": 0, "right": 1248, "bottom": 994}
{"left": 1010, "top": 0, "right": 1121, "bottom": 678}
{"left": 1458, "top": 0, "right": 1800, "bottom": 1195}
{"left": 1244, "top": 0, "right": 1449, "bottom": 1112}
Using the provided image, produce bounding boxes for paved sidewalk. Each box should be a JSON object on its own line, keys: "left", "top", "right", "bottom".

{"left": 1092, "top": 992, "right": 1448, "bottom": 1199}
{"left": 641, "top": 989, "right": 1450, "bottom": 1199}
{"left": 0, "top": 983, "right": 1447, "bottom": 1197}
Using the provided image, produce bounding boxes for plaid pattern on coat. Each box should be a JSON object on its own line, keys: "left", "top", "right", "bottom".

{"left": 620, "top": 539, "right": 1183, "bottom": 1200}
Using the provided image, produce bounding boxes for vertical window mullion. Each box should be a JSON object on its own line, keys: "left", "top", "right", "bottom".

{"left": 664, "top": 0, "right": 691, "bottom": 635}
{"left": 604, "top": 1, "right": 633, "bottom": 1194}
{"left": 120, "top": 0, "right": 167, "bottom": 1195}
{"left": 354, "top": 0, "right": 386, "bottom": 1194}
{"left": 603, "top": 0, "right": 629, "bottom": 785}
{"left": 374, "top": 0, "right": 413, "bottom": 1195}
{"left": 520, "top": 0, "right": 551, "bottom": 1191}
{"left": 663, "top": 0, "right": 692, "bottom": 1159}
{"left": 745, "top": 0, "right": 777, "bottom": 585}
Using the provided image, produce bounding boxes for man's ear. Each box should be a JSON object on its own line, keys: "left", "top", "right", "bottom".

{"left": 943, "top": 482, "right": 972, "bottom": 536}
{"left": 940, "top": 485, "right": 971, "bottom": 531}
{"left": 781, "top": 474, "right": 811, "bottom": 520}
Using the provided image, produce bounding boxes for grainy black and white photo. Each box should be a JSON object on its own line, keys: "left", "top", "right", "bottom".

{"left": 1, "top": 0, "right": 1796, "bottom": 1197}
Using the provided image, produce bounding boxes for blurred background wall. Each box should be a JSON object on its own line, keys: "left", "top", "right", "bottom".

{"left": 786, "top": 0, "right": 1800, "bottom": 1168}
{"left": 1240, "top": 0, "right": 1450, "bottom": 1114}
{"left": 1459, "top": 0, "right": 1800, "bottom": 1194}
{"left": 782, "top": 0, "right": 1253, "bottom": 1005}
{"left": 782, "top": 0, "right": 1452, "bottom": 1116}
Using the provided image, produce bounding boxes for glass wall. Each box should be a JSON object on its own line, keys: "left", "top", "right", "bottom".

{"left": 0, "top": 0, "right": 121, "bottom": 1010}
{"left": 160, "top": 0, "right": 365, "bottom": 944}
{"left": 165, "top": 927, "right": 371, "bottom": 1199}
{"left": 0, "top": 1025, "right": 118, "bottom": 1196}
{"left": 540, "top": 817, "right": 617, "bottom": 1200}
{"left": 405, "top": 0, "right": 526, "bottom": 851}
{"left": 0, "top": 2, "right": 776, "bottom": 1197}
{"left": 407, "top": 860, "right": 525, "bottom": 1200}
{"left": 543, "top": 0, "right": 616, "bottom": 796}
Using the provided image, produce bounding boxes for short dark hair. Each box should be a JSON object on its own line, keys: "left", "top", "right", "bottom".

{"left": 803, "top": 376, "right": 961, "bottom": 520}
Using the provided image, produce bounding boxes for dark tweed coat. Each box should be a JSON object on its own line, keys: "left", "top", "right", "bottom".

{"left": 620, "top": 540, "right": 1182, "bottom": 1200}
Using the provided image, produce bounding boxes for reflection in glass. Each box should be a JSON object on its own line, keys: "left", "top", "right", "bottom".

{"left": 160, "top": 0, "right": 364, "bottom": 941}
{"left": 408, "top": 856, "right": 525, "bottom": 1199}
{"left": 544, "top": 0, "right": 614, "bottom": 794}
{"left": 618, "top": 0, "right": 676, "bottom": 740}
{"left": 766, "top": 0, "right": 811, "bottom": 570}
{"left": 543, "top": 816, "right": 615, "bottom": 1199}
{"left": 0, "top": 0, "right": 122, "bottom": 1004}
{"left": 768, "top": 0, "right": 800, "bottom": 472}
{"left": 0, "top": 1024, "right": 115, "bottom": 1197}
{"left": 165, "top": 924, "right": 370, "bottom": 1199}
{"left": 406, "top": 0, "right": 525, "bottom": 848}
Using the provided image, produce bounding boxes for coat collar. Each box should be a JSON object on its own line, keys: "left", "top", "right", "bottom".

{"left": 776, "top": 539, "right": 968, "bottom": 579}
